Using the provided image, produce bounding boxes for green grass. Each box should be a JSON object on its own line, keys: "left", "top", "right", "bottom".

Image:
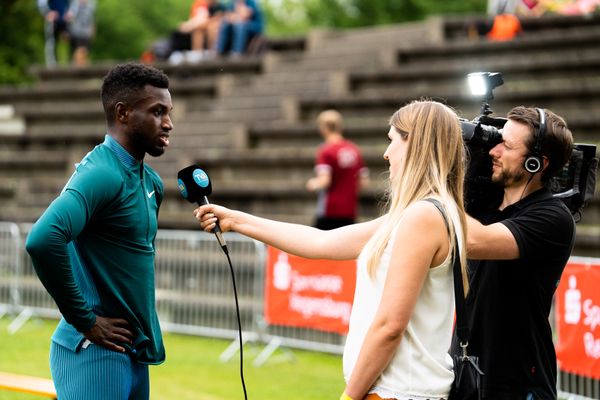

{"left": 0, "top": 318, "right": 344, "bottom": 399}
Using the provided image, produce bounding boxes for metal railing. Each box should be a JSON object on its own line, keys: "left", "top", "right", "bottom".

{"left": 558, "top": 370, "right": 599, "bottom": 400}
{"left": 0, "top": 221, "right": 598, "bottom": 395}
{"left": 0, "top": 223, "right": 346, "bottom": 355}
{"left": 0, "top": 222, "right": 20, "bottom": 316}
{"left": 154, "top": 229, "right": 264, "bottom": 341}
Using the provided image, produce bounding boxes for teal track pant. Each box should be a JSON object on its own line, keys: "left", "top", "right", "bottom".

{"left": 50, "top": 341, "right": 149, "bottom": 400}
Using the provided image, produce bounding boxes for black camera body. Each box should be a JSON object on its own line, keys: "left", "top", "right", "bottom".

{"left": 461, "top": 115, "right": 505, "bottom": 215}
{"left": 550, "top": 143, "right": 598, "bottom": 217}
{"left": 461, "top": 106, "right": 598, "bottom": 218}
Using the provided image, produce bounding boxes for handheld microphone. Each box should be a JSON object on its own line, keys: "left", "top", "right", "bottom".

{"left": 177, "top": 165, "right": 248, "bottom": 399}
{"left": 177, "top": 165, "right": 228, "bottom": 253}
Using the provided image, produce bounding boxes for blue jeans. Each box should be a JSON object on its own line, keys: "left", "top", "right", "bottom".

{"left": 216, "top": 21, "right": 261, "bottom": 55}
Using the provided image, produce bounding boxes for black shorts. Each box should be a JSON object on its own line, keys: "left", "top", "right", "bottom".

{"left": 71, "top": 37, "right": 91, "bottom": 50}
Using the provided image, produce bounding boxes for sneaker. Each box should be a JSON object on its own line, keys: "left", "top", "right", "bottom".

{"left": 168, "top": 51, "right": 185, "bottom": 65}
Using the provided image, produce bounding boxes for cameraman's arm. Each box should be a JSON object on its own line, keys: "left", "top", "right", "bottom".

{"left": 466, "top": 215, "right": 519, "bottom": 260}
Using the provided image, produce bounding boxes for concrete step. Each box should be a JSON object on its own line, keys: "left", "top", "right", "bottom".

{"left": 350, "top": 49, "right": 600, "bottom": 97}
{"left": 148, "top": 147, "right": 388, "bottom": 182}
{"left": 264, "top": 36, "right": 307, "bottom": 53}
{"left": 572, "top": 225, "right": 600, "bottom": 257}
{"left": 19, "top": 104, "right": 104, "bottom": 123}
{"left": 20, "top": 118, "right": 237, "bottom": 147}
{"left": 297, "top": 80, "right": 600, "bottom": 125}
{"left": 268, "top": 49, "right": 387, "bottom": 74}
{"left": 227, "top": 80, "right": 330, "bottom": 99}
{"left": 0, "top": 150, "right": 68, "bottom": 173}
{"left": 28, "top": 59, "right": 263, "bottom": 83}
{"left": 16, "top": 96, "right": 209, "bottom": 123}
{"left": 186, "top": 106, "right": 284, "bottom": 123}
{"left": 396, "top": 25, "right": 600, "bottom": 66}
{"left": 214, "top": 95, "right": 288, "bottom": 110}
{"left": 0, "top": 81, "right": 101, "bottom": 102}
{"left": 229, "top": 70, "right": 332, "bottom": 94}
{"left": 0, "top": 77, "right": 217, "bottom": 104}
{"left": 25, "top": 123, "right": 106, "bottom": 139}
{"left": 165, "top": 139, "right": 233, "bottom": 154}
{"left": 248, "top": 114, "right": 600, "bottom": 150}
{"left": 16, "top": 100, "right": 101, "bottom": 117}
{"left": 246, "top": 70, "right": 332, "bottom": 85}
{"left": 0, "top": 205, "right": 47, "bottom": 223}
{"left": 0, "top": 178, "right": 17, "bottom": 199}
{"left": 443, "top": 14, "right": 600, "bottom": 40}
{"left": 247, "top": 122, "right": 387, "bottom": 150}
{"left": 307, "top": 21, "right": 431, "bottom": 53}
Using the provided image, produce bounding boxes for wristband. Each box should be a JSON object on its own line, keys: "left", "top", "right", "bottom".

{"left": 340, "top": 392, "right": 353, "bottom": 400}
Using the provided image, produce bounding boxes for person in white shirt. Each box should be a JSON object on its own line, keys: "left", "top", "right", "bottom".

{"left": 194, "top": 100, "right": 468, "bottom": 400}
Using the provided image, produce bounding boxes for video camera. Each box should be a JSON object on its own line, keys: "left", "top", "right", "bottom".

{"left": 460, "top": 72, "right": 598, "bottom": 219}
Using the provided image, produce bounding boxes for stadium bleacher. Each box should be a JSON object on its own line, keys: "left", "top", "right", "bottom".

{"left": 0, "top": 14, "right": 598, "bottom": 255}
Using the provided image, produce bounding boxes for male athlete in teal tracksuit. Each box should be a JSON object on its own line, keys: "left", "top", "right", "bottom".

{"left": 26, "top": 62, "right": 173, "bottom": 399}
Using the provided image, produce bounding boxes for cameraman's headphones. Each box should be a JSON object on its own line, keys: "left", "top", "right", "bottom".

{"left": 524, "top": 108, "right": 546, "bottom": 174}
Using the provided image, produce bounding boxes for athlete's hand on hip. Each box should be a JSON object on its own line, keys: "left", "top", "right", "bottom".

{"left": 84, "top": 316, "right": 135, "bottom": 353}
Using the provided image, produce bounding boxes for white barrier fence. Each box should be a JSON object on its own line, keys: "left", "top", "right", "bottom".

{"left": 0, "top": 221, "right": 597, "bottom": 396}
{"left": 558, "top": 371, "right": 599, "bottom": 400}
{"left": 0, "top": 223, "right": 345, "bottom": 357}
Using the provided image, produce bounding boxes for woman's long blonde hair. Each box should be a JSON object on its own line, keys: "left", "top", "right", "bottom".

{"left": 362, "top": 100, "right": 469, "bottom": 294}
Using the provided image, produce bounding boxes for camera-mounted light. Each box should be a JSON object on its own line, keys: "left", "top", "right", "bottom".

{"left": 467, "top": 72, "right": 504, "bottom": 101}
{"left": 467, "top": 72, "right": 504, "bottom": 116}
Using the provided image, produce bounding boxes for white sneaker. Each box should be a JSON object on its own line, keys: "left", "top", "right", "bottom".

{"left": 185, "top": 50, "right": 204, "bottom": 63}
{"left": 168, "top": 51, "right": 185, "bottom": 65}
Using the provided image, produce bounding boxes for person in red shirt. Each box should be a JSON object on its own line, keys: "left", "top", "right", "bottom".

{"left": 306, "top": 110, "right": 370, "bottom": 230}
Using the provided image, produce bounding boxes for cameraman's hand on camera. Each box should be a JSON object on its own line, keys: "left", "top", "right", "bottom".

{"left": 194, "top": 204, "right": 235, "bottom": 233}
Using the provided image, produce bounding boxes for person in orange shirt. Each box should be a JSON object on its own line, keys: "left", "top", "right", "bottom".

{"left": 179, "top": 0, "right": 224, "bottom": 55}
{"left": 487, "top": 13, "right": 522, "bottom": 41}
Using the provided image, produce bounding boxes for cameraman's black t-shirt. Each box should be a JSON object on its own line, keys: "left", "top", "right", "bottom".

{"left": 453, "top": 188, "right": 575, "bottom": 399}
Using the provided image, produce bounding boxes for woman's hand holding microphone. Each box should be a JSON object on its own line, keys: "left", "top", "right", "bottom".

{"left": 193, "top": 204, "right": 234, "bottom": 233}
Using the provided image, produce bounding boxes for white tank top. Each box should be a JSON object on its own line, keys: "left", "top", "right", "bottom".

{"left": 343, "top": 206, "right": 461, "bottom": 399}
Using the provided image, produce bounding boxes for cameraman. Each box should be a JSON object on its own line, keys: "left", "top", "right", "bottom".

{"left": 455, "top": 106, "right": 575, "bottom": 399}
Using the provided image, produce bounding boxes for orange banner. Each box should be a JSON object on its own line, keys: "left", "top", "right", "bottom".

{"left": 556, "top": 258, "right": 600, "bottom": 378}
{"left": 264, "top": 246, "right": 357, "bottom": 334}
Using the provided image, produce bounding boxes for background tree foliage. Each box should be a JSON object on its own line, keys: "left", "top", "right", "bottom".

{"left": 0, "top": 0, "right": 45, "bottom": 84}
{"left": 0, "top": 0, "right": 485, "bottom": 84}
{"left": 92, "top": 0, "right": 189, "bottom": 61}
{"left": 262, "top": 0, "right": 486, "bottom": 36}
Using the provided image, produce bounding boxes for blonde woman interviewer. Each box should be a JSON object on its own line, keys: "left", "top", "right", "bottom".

{"left": 194, "top": 100, "right": 468, "bottom": 400}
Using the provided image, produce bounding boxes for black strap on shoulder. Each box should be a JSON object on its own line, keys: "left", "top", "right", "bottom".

{"left": 423, "top": 198, "right": 470, "bottom": 344}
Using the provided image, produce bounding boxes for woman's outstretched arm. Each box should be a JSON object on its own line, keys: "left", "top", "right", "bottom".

{"left": 194, "top": 204, "right": 384, "bottom": 260}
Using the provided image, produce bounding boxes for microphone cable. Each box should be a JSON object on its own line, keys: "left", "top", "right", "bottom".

{"left": 176, "top": 165, "right": 248, "bottom": 398}
{"left": 220, "top": 244, "right": 248, "bottom": 400}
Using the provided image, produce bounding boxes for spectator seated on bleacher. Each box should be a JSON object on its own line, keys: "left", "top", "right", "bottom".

{"left": 178, "top": 0, "right": 225, "bottom": 61}
{"left": 468, "top": 0, "right": 525, "bottom": 41}
{"left": 142, "top": 0, "right": 225, "bottom": 64}
{"left": 215, "top": 0, "right": 264, "bottom": 58}
{"left": 487, "top": 13, "right": 522, "bottom": 40}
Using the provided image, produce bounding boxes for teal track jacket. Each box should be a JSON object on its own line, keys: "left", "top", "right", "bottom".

{"left": 26, "top": 136, "right": 165, "bottom": 364}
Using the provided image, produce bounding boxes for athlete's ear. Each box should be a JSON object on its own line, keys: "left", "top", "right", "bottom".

{"left": 115, "top": 102, "right": 129, "bottom": 124}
